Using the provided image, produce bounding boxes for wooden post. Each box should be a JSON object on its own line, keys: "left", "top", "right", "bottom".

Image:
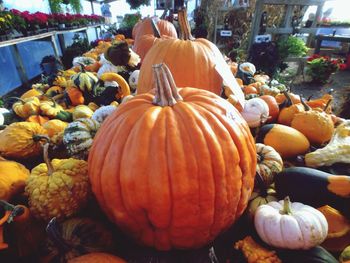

{"left": 248, "top": 0, "right": 264, "bottom": 49}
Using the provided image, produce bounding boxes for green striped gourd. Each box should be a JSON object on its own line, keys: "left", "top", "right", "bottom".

{"left": 71, "top": 64, "right": 98, "bottom": 93}
{"left": 63, "top": 118, "right": 100, "bottom": 159}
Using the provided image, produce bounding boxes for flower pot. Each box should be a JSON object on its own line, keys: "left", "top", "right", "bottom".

{"left": 58, "top": 24, "right": 66, "bottom": 30}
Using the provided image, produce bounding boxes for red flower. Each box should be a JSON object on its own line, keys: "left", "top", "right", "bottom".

{"left": 339, "top": 63, "right": 347, "bottom": 70}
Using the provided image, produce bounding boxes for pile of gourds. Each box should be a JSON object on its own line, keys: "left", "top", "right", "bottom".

{"left": 0, "top": 7, "right": 350, "bottom": 263}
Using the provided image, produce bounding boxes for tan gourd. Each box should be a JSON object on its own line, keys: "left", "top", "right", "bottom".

{"left": 305, "top": 120, "right": 350, "bottom": 167}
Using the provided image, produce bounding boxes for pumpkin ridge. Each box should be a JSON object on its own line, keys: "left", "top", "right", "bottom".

{"left": 173, "top": 102, "right": 217, "bottom": 245}
{"left": 104, "top": 110, "right": 151, "bottom": 227}
{"left": 196, "top": 100, "right": 256, "bottom": 217}
{"left": 118, "top": 107, "right": 163, "bottom": 242}
{"left": 171, "top": 107, "right": 204, "bottom": 246}
{"left": 89, "top": 113, "right": 133, "bottom": 219}
{"left": 193, "top": 101, "right": 245, "bottom": 221}
{"left": 191, "top": 102, "right": 239, "bottom": 235}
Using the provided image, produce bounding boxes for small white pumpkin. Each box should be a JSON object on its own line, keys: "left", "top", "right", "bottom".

{"left": 129, "top": 70, "right": 140, "bottom": 92}
{"left": 240, "top": 98, "right": 269, "bottom": 128}
{"left": 239, "top": 62, "right": 256, "bottom": 75}
{"left": 254, "top": 196, "right": 328, "bottom": 250}
{"left": 92, "top": 105, "right": 117, "bottom": 124}
{"left": 0, "top": 108, "right": 10, "bottom": 126}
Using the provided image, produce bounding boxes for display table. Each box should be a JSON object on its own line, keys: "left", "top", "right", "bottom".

{"left": 314, "top": 34, "right": 350, "bottom": 54}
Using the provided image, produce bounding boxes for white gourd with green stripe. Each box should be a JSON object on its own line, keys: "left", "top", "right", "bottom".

{"left": 63, "top": 118, "right": 100, "bottom": 159}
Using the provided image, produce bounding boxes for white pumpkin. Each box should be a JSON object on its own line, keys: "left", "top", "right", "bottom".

{"left": 254, "top": 197, "right": 328, "bottom": 250}
{"left": 239, "top": 62, "right": 256, "bottom": 75}
{"left": 92, "top": 105, "right": 117, "bottom": 124}
{"left": 0, "top": 108, "right": 10, "bottom": 126}
{"left": 240, "top": 98, "right": 269, "bottom": 128}
{"left": 129, "top": 70, "right": 140, "bottom": 92}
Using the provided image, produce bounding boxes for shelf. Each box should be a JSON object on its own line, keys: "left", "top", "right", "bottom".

{"left": 0, "top": 24, "right": 102, "bottom": 48}
{"left": 0, "top": 32, "right": 54, "bottom": 48}
{"left": 266, "top": 27, "right": 319, "bottom": 34}
{"left": 55, "top": 24, "right": 102, "bottom": 35}
{"left": 262, "top": 0, "right": 324, "bottom": 5}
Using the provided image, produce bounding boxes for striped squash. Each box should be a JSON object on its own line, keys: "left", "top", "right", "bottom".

{"left": 71, "top": 65, "right": 98, "bottom": 93}
{"left": 63, "top": 118, "right": 100, "bottom": 159}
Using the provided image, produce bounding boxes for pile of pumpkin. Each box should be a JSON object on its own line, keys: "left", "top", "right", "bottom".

{"left": 0, "top": 7, "right": 350, "bottom": 263}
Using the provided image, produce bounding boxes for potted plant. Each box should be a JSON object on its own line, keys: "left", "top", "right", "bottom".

{"left": 0, "top": 11, "right": 13, "bottom": 40}
{"left": 306, "top": 54, "right": 347, "bottom": 83}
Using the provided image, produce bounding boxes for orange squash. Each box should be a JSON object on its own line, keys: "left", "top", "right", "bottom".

{"left": 275, "top": 92, "right": 300, "bottom": 105}
{"left": 88, "top": 64, "right": 256, "bottom": 250}
{"left": 260, "top": 95, "right": 279, "bottom": 123}
{"left": 26, "top": 115, "right": 49, "bottom": 125}
{"left": 137, "top": 9, "right": 225, "bottom": 96}
{"left": 85, "top": 61, "right": 102, "bottom": 72}
{"left": 68, "top": 253, "right": 126, "bottom": 263}
{"left": 277, "top": 92, "right": 305, "bottom": 126}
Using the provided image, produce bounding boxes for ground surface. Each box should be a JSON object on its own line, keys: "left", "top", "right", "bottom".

{"left": 283, "top": 65, "right": 350, "bottom": 117}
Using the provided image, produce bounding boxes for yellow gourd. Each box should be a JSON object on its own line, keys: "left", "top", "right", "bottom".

{"left": 12, "top": 97, "right": 41, "bottom": 119}
{"left": 25, "top": 143, "right": 90, "bottom": 221}
{"left": 43, "top": 119, "right": 68, "bottom": 138}
{"left": 40, "top": 100, "right": 64, "bottom": 118}
{"left": 0, "top": 158, "right": 30, "bottom": 201}
{"left": 0, "top": 122, "right": 48, "bottom": 159}
{"left": 99, "top": 72, "right": 131, "bottom": 99}
{"left": 72, "top": 105, "right": 94, "bottom": 120}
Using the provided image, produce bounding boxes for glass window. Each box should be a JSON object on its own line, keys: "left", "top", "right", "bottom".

{"left": 17, "top": 40, "right": 55, "bottom": 79}
{"left": 0, "top": 46, "right": 22, "bottom": 96}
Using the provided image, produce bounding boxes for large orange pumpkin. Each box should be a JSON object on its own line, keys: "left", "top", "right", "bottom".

{"left": 88, "top": 64, "right": 256, "bottom": 250}
{"left": 68, "top": 253, "right": 126, "bottom": 263}
{"left": 132, "top": 17, "right": 177, "bottom": 41}
{"left": 133, "top": 19, "right": 173, "bottom": 61}
{"left": 137, "top": 9, "right": 225, "bottom": 95}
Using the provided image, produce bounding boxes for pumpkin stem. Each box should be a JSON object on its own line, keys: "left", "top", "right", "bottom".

{"left": 324, "top": 98, "right": 332, "bottom": 112}
{"left": 300, "top": 96, "right": 311, "bottom": 111}
{"left": 43, "top": 143, "right": 54, "bottom": 176}
{"left": 150, "top": 18, "right": 161, "bottom": 38}
{"left": 178, "top": 8, "right": 195, "bottom": 41}
{"left": 281, "top": 196, "right": 293, "bottom": 215}
{"left": 283, "top": 91, "right": 293, "bottom": 107}
{"left": 46, "top": 218, "right": 71, "bottom": 253}
{"left": 152, "top": 63, "right": 183, "bottom": 107}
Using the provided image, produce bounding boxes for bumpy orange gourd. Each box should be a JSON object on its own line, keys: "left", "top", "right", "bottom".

{"left": 89, "top": 64, "right": 256, "bottom": 250}
{"left": 137, "top": 9, "right": 224, "bottom": 95}
{"left": 132, "top": 17, "right": 177, "bottom": 41}
{"left": 291, "top": 98, "right": 334, "bottom": 145}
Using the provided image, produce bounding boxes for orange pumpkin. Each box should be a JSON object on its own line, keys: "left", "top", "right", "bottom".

{"left": 65, "top": 87, "right": 84, "bottom": 106}
{"left": 277, "top": 92, "right": 305, "bottom": 126}
{"left": 26, "top": 115, "right": 49, "bottom": 125}
{"left": 133, "top": 19, "right": 173, "bottom": 61}
{"left": 68, "top": 253, "right": 126, "bottom": 263}
{"left": 259, "top": 95, "right": 279, "bottom": 123}
{"left": 85, "top": 61, "right": 102, "bottom": 72}
{"left": 243, "top": 85, "right": 258, "bottom": 95}
{"left": 275, "top": 92, "right": 300, "bottom": 105}
{"left": 88, "top": 64, "right": 256, "bottom": 250}
{"left": 132, "top": 17, "right": 177, "bottom": 41}
{"left": 137, "top": 9, "right": 225, "bottom": 96}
